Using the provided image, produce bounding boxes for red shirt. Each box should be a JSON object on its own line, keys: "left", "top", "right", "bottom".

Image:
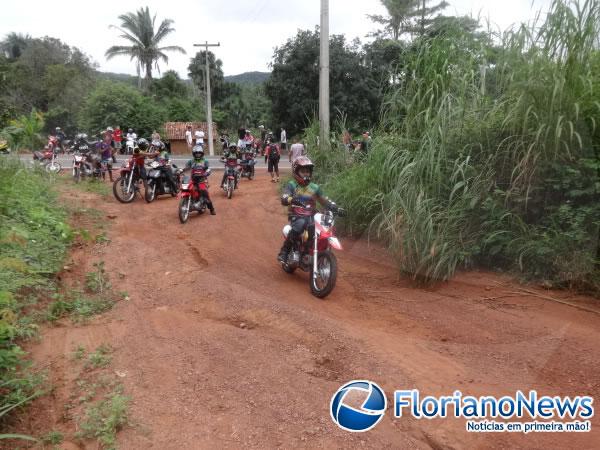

{"left": 114, "top": 129, "right": 122, "bottom": 142}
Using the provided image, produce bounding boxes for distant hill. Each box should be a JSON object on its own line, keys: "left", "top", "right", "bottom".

{"left": 95, "top": 71, "right": 139, "bottom": 86}
{"left": 225, "top": 71, "right": 270, "bottom": 85}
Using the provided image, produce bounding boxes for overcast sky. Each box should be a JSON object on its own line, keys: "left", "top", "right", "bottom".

{"left": 2, "top": 0, "right": 551, "bottom": 77}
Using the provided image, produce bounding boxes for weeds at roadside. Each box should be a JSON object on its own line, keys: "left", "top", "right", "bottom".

{"left": 85, "top": 261, "right": 111, "bottom": 294}
{"left": 76, "top": 389, "right": 129, "bottom": 450}
{"left": 85, "top": 344, "right": 113, "bottom": 369}
{"left": 40, "top": 430, "right": 63, "bottom": 445}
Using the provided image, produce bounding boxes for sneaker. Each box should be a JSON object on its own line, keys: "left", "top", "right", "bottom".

{"left": 209, "top": 207, "right": 216, "bottom": 215}
{"left": 275, "top": 177, "right": 280, "bottom": 182}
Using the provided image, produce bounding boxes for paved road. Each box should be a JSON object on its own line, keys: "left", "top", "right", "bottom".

{"left": 18, "top": 154, "right": 292, "bottom": 171}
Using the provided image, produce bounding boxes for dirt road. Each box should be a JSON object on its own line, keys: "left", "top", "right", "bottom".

{"left": 17, "top": 172, "right": 600, "bottom": 449}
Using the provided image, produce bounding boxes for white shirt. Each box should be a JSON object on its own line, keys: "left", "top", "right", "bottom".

{"left": 126, "top": 132, "right": 137, "bottom": 142}
{"left": 185, "top": 130, "right": 192, "bottom": 145}
{"left": 280, "top": 130, "right": 287, "bottom": 143}
{"left": 195, "top": 130, "right": 205, "bottom": 144}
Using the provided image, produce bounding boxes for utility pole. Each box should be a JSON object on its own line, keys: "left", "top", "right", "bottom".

{"left": 319, "top": 0, "right": 330, "bottom": 148}
{"left": 193, "top": 42, "right": 220, "bottom": 156}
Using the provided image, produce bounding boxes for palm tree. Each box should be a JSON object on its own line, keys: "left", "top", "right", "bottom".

{"left": 1, "top": 32, "right": 31, "bottom": 59}
{"left": 105, "top": 7, "right": 186, "bottom": 89}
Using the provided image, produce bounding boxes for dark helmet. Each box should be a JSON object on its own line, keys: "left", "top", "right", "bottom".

{"left": 137, "top": 138, "right": 149, "bottom": 151}
{"left": 192, "top": 145, "right": 204, "bottom": 159}
{"left": 128, "top": 128, "right": 133, "bottom": 133}
{"left": 292, "top": 156, "right": 314, "bottom": 186}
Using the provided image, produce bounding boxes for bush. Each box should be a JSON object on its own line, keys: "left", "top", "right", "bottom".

{"left": 316, "top": 0, "right": 600, "bottom": 288}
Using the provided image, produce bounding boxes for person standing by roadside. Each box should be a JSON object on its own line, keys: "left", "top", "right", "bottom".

{"left": 280, "top": 127, "right": 287, "bottom": 154}
{"left": 265, "top": 140, "right": 281, "bottom": 182}
{"left": 105, "top": 127, "right": 116, "bottom": 163}
{"left": 113, "top": 125, "right": 122, "bottom": 156}
{"left": 96, "top": 131, "right": 114, "bottom": 182}
{"left": 195, "top": 129, "right": 205, "bottom": 147}
{"left": 289, "top": 137, "right": 306, "bottom": 163}
{"left": 185, "top": 125, "right": 193, "bottom": 153}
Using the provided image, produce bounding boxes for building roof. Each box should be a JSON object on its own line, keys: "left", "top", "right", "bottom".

{"left": 164, "top": 122, "right": 218, "bottom": 140}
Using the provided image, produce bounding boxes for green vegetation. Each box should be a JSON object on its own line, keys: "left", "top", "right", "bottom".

{"left": 41, "top": 430, "right": 63, "bottom": 445}
{"left": 0, "top": 157, "right": 71, "bottom": 429}
{"left": 77, "top": 390, "right": 129, "bottom": 450}
{"left": 85, "top": 344, "right": 113, "bottom": 370}
{"left": 105, "top": 6, "right": 186, "bottom": 90}
{"left": 313, "top": 0, "right": 600, "bottom": 291}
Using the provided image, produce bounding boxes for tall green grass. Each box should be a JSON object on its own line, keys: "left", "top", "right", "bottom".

{"left": 312, "top": 0, "right": 600, "bottom": 288}
{"left": 0, "top": 156, "right": 72, "bottom": 430}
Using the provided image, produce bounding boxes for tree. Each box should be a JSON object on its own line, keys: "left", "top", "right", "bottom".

{"left": 105, "top": 7, "right": 186, "bottom": 89}
{"left": 265, "top": 29, "right": 381, "bottom": 135}
{"left": 368, "top": 0, "right": 418, "bottom": 40}
{"left": 188, "top": 50, "right": 237, "bottom": 104}
{"left": 409, "top": 0, "right": 449, "bottom": 37}
{"left": 0, "top": 32, "right": 31, "bottom": 59}
{"left": 368, "top": 0, "right": 449, "bottom": 40}
{"left": 79, "top": 81, "right": 166, "bottom": 137}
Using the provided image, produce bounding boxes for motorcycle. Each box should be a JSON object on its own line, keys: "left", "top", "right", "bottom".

{"left": 280, "top": 202, "right": 345, "bottom": 298}
{"left": 221, "top": 157, "right": 240, "bottom": 199}
{"left": 0, "top": 139, "right": 10, "bottom": 155}
{"left": 239, "top": 150, "right": 256, "bottom": 180}
{"left": 124, "top": 136, "right": 137, "bottom": 155}
{"left": 112, "top": 157, "right": 145, "bottom": 203}
{"left": 33, "top": 146, "right": 62, "bottom": 174}
{"left": 178, "top": 165, "right": 212, "bottom": 223}
{"left": 145, "top": 160, "right": 183, "bottom": 203}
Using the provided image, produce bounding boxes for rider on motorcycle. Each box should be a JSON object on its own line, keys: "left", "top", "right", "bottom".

{"left": 154, "top": 143, "right": 179, "bottom": 194}
{"left": 184, "top": 145, "right": 216, "bottom": 215}
{"left": 277, "top": 156, "right": 342, "bottom": 263}
{"left": 55, "top": 127, "right": 67, "bottom": 151}
{"left": 132, "top": 138, "right": 159, "bottom": 181}
{"left": 220, "top": 143, "right": 241, "bottom": 189}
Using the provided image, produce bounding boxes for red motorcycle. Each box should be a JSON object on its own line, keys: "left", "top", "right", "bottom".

{"left": 33, "top": 140, "right": 62, "bottom": 173}
{"left": 221, "top": 157, "right": 240, "bottom": 199}
{"left": 280, "top": 203, "right": 345, "bottom": 298}
{"left": 112, "top": 157, "right": 146, "bottom": 203}
{"left": 178, "top": 165, "right": 212, "bottom": 223}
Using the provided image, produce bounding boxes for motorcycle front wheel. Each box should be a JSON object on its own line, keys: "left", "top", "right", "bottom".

{"left": 145, "top": 180, "right": 156, "bottom": 203}
{"left": 179, "top": 197, "right": 191, "bottom": 223}
{"left": 309, "top": 252, "right": 338, "bottom": 299}
{"left": 227, "top": 179, "right": 233, "bottom": 199}
{"left": 113, "top": 175, "right": 136, "bottom": 203}
{"left": 45, "top": 161, "right": 62, "bottom": 174}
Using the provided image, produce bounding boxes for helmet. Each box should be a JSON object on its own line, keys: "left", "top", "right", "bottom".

{"left": 228, "top": 143, "right": 237, "bottom": 150}
{"left": 137, "top": 138, "right": 149, "bottom": 151}
{"left": 192, "top": 145, "right": 204, "bottom": 159}
{"left": 107, "top": 127, "right": 114, "bottom": 132}
{"left": 55, "top": 127, "right": 61, "bottom": 131}
{"left": 128, "top": 128, "right": 133, "bottom": 133}
{"left": 292, "top": 156, "right": 314, "bottom": 186}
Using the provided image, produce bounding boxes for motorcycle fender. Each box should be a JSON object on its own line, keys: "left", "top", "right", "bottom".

{"left": 328, "top": 237, "right": 343, "bottom": 250}
{"left": 282, "top": 224, "right": 292, "bottom": 238}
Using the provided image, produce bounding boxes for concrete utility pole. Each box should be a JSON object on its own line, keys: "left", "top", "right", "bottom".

{"left": 319, "top": 0, "right": 330, "bottom": 148}
{"left": 193, "top": 42, "right": 220, "bottom": 156}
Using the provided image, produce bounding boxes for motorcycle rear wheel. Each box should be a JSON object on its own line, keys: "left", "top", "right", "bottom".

{"left": 179, "top": 197, "right": 191, "bottom": 223}
{"left": 113, "top": 175, "right": 136, "bottom": 203}
{"left": 309, "top": 252, "right": 337, "bottom": 298}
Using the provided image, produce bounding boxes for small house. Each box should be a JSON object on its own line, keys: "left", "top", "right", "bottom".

{"left": 164, "top": 122, "right": 219, "bottom": 154}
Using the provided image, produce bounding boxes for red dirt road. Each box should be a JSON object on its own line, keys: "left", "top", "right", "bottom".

{"left": 17, "top": 172, "right": 600, "bottom": 448}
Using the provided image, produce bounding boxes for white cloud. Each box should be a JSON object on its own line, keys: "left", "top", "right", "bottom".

{"left": 1, "top": 0, "right": 552, "bottom": 77}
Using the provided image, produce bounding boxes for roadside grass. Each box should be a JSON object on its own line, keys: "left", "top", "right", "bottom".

{"left": 0, "top": 157, "right": 121, "bottom": 441}
{"left": 67, "top": 345, "right": 129, "bottom": 450}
